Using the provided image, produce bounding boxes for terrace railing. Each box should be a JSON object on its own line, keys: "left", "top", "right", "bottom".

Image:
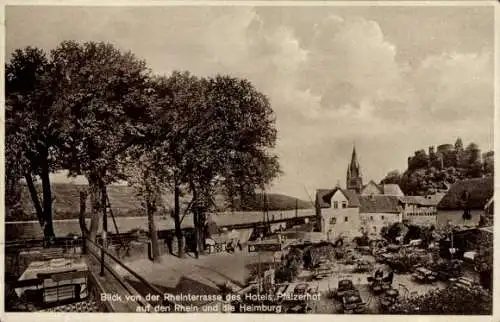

{"left": 84, "top": 237, "right": 173, "bottom": 312}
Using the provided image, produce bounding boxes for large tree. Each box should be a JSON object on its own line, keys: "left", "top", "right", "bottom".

{"left": 125, "top": 149, "right": 168, "bottom": 262}
{"left": 185, "top": 74, "right": 281, "bottom": 257}
{"left": 380, "top": 170, "right": 402, "bottom": 185}
{"left": 6, "top": 47, "right": 61, "bottom": 242}
{"left": 146, "top": 72, "right": 205, "bottom": 258}
{"left": 50, "top": 41, "right": 154, "bottom": 243}
{"left": 154, "top": 72, "right": 281, "bottom": 258}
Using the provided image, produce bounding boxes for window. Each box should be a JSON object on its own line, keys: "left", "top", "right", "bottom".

{"left": 333, "top": 201, "right": 338, "bottom": 209}
{"left": 342, "top": 201, "right": 347, "bottom": 208}
{"left": 329, "top": 217, "right": 337, "bottom": 225}
{"left": 370, "top": 216, "right": 374, "bottom": 221}
{"left": 381, "top": 215, "right": 385, "bottom": 220}
{"left": 344, "top": 216, "right": 348, "bottom": 222}
{"left": 373, "top": 226, "right": 377, "bottom": 232}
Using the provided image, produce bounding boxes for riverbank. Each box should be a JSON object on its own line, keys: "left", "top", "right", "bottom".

{"left": 5, "top": 209, "right": 314, "bottom": 241}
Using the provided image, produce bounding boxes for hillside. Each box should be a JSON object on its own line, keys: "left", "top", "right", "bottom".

{"left": 381, "top": 138, "right": 494, "bottom": 196}
{"left": 7, "top": 183, "right": 312, "bottom": 221}
{"left": 230, "top": 192, "right": 312, "bottom": 211}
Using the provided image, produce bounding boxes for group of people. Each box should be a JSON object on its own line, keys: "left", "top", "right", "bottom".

{"left": 374, "top": 268, "right": 394, "bottom": 284}
{"left": 226, "top": 239, "right": 243, "bottom": 253}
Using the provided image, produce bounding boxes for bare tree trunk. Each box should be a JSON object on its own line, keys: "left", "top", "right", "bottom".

{"left": 101, "top": 184, "right": 108, "bottom": 250}
{"left": 79, "top": 191, "right": 89, "bottom": 253}
{"left": 174, "top": 183, "right": 184, "bottom": 258}
{"left": 197, "top": 213, "right": 206, "bottom": 256}
{"left": 87, "top": 175, "right": 104, "bottom": 242}
{"left": 147, "top": 197, "right": 161, "bottom": 262}
{"left": 192, "top": 186, "right": 199, "bottom": 259}
{"left": 194, "top": 210, "right": 199, "bottom": 259}
{"left": 40, "top": 162, "right": 55, "bottom": 242}
{"left": 24, "top": 172, "right": 44, "bottom": 225}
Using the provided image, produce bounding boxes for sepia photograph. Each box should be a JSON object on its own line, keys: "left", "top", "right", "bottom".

{"left": 3, "top": 3, "right": 495, "bottom": 315}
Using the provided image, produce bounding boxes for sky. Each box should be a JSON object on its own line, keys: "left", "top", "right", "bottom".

{"left": 5, "top": 5, "right": 495, "bottom": 201}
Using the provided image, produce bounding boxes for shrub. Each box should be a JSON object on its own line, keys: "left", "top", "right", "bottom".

{"left": 388, "top": 285, "right": 492, "bottom": 314}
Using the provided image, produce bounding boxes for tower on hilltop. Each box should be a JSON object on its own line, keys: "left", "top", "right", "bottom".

{"left": 346, "top": 146, "right": 363, "bottom": 193}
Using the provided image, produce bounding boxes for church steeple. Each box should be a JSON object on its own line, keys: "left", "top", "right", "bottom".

{"left": 346, "top": 145, "right": 363, "bottom": 193}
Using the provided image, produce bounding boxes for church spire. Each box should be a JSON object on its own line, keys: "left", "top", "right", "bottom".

{"left": 346, "top": 145, "right": 363, "bottom": 193}
{"left": 350, "top": 146, "right": 359, "bottom": 170}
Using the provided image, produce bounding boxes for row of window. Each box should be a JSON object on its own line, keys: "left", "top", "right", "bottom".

{"left": 328, "top": 215, "right": 391, "bottom": 225}
{"left": 406, "top": 212, "right": 437, "bottom": 216}
{"left": 332, "top": 201, "right": 348, "bottom": 209}
{"left": 366, "top": 215, "right": 385, "bottom": 221}
{"left": 329, "top": 217, "right": 349, "bottom": 224}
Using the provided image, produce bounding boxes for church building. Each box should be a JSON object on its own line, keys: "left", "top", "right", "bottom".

{"left": 316, "top": 146, "right": 405, "bottom": 241}
{"left": 346, "top": 147, "right": 363, "bottom": 193}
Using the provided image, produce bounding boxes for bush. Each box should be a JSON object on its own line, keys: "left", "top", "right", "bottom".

{"left": 354, "top": 234, "right": 370, "bottom": 247}
{"left": 382, "top": 223, "right": 402, "bottom": 243}
{"left": 388, "top": 285, "right": 492, "bottom": 314}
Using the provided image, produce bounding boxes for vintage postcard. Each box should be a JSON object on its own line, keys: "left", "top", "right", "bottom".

{"left": 1, "top": 2, "right": 497, "bottom": 320}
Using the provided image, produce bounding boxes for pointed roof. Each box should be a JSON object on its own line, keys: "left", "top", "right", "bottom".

{"left": 382, "top": 184, "right": 404, "bottom": 196}
{"left": 358, "top": 195, "right": 403, "bottom": 214}
{"left": 361, "top": 180, "right": 383, "bottom": 194}
{"left": 315, "top": 187, "right": 360, "bottom": 209}
{"left": 350, "top": 146, "right": 360, "bottom": 170}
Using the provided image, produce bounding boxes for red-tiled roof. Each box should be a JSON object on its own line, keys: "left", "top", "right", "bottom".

{"left": 437, "top": 177, "right": 494, "bottom": 210}
{"left": 358, "top": 195, "right": 402, "bottom": 214}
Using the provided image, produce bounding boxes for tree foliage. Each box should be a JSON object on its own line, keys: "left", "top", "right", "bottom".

{"left": 6, "top": 46, "right": 61, "bottom": 240}
{"left": 50, "top": 41, "right": 154, "bottom": 241}
{"left": 388, "top": 285, "right": 492, "bottom": 314}
{"left": 153, "top": 72, "right": 281, "bottom": 257}
{"left": 125, "top": 149, "right": 169, "bottom": 261}
{"left": 380, "top": 170, "right": 401, "bottom": 185}
{"left": 6, "top": 41, "right": 282, "bottom": 260}
{"left": 396, "top": 139, "right": 493, "bottom": 196}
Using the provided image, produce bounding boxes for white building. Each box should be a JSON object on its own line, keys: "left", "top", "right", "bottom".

{"left": 315, "top": 187, "right": 361, "bottom": 241}
{"left": 400, "top": 195, "right": 441, "bottom": 227}
{"left": 316, "top": 188, "right": 404, "bottom": 240}
{"left": 358, "top": 195, "right": 403, "bottom": 237}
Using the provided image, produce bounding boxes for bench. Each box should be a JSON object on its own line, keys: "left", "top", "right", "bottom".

{"left": 40, "top": 248, "right": 65, "bottom": 260}
{"left": 11, "top": 278, "right": 45, "bottom": 310}
{"left": 15, "top": 277, "right": 44, "bottom": 288}
{"left": 39, "top": 270, "right": 89, "bottom": 304}
{"left": 43, "top": 284, "right": 81, "bottom": 303}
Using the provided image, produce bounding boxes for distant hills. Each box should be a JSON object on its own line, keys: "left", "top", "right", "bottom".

{"left": 7, "top": 183, "right": 312, "bottom": 221}
{"left": 230, "top": 192, "right": 312, "bottom": 212}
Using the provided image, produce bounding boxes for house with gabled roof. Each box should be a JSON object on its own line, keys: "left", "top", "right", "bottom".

{"left": 315, "top": 146, "right": 407, "bottom": 239}
{"left": 315, "top": 186, "right": 361, "bottom": 240}
{"left": 360, "top": 180, "right": 404, "bottom": 197}
{"left": 358, "top": 195, "right": 404, "bottom": 236}
{"left": 315, "top": 187, "right": 405, "bottom": 239}
{"left": 436, "top": 177, "right": 494, "bottom": 227}
{"left": 399, "top": 194, "right": 443, "bottom": 227}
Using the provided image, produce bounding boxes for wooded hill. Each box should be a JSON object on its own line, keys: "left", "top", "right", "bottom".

{"left": 6, "top": 183, "right": 312, "bottom": 221}
{"left": 381, "top": 138, "right": 494, "bottom": 196}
